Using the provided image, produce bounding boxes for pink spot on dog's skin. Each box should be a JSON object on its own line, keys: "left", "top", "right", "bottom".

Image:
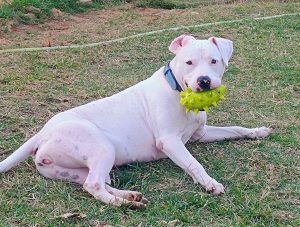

{"left": 60, "top": 172, "right": 69, "bottom": 177}
{"left": 71, "top": 175, "right": 79, "bottom": 180}
{"left": 156, "top": 141, "right": 164, "bottom": 150}
{"left": 95, "top": 183, "right": 100, "bottom": 191}
{"left": 42, "top": 159, "right": 52, "bottom": 165}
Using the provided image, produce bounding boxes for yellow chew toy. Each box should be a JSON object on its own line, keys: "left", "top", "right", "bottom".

{"left": 180, "top": 85, "right": 226, "bottom": 113}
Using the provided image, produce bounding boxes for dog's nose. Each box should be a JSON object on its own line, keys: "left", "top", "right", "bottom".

{"left": 197, "top": 76, "right": 211, "bottom": 90}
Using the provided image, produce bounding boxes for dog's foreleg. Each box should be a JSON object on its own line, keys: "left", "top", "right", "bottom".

{"left": 193, "top": 125, "right": 272, "bottom": 143}
{"left": 157, "top": 136, "right": 225, "bottom": 195}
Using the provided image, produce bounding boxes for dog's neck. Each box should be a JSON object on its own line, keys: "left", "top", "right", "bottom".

{"left": 164, "top": 62, "right": 183, "bottom": 92}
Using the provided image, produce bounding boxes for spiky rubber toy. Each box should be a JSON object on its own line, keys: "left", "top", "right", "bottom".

{"left": 180, "top": 85, "right": 226, "bottom": 113}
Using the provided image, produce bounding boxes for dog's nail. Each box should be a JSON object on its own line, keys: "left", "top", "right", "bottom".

{"left": 140, "top": 197, "right": 149, "bottom": 204}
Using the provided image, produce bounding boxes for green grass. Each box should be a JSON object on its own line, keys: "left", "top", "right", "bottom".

{"left": 0, "top": 1, "right": 300, "bottom": 226}
{"left": 0, "top": 0, "right": 120, "bottom": 23}
{"left": 132, "top": 0, "right": 256, "bottom": 9}
{"left": 133, "top": 0, "right": 191, "bottom": 9}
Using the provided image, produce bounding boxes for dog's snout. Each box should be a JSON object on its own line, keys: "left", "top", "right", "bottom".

{"left": 197, "top": 76, "right": 211, "bottom": 90}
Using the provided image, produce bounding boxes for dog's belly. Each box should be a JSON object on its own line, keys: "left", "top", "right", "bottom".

{"left": 113, "top": 140, "right": 167, "bottom": 166}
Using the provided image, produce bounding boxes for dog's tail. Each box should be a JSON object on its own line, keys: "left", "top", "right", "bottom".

{"left": 0, "top": 135, "right": 37, "bottom": 173}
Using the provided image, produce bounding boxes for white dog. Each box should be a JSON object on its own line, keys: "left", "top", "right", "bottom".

{"left": 0, "top": 35, "right": 271, "bottom": 209}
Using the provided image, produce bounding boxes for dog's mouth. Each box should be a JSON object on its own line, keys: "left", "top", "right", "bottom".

{"left": 184, "top": 81, "right": 200, "bottom": 92}
{"left": 184, "top": 81, "right": 222, "bottom": 92}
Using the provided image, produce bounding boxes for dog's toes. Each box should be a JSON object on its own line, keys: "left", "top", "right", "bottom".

{"left": 125, "top": 192, "right": 143, "bottom": 202}
{"left": 134, "top": 192, "right": 143, "bottom": 202}
{"left": 134, "top": 194, "right": 149, "bottom": 205}
{"left": 205, "top": 179, "right": 225, "bottom": 195}
{"left": 256, "top": 127, "right": 272, "bottom": 138}
{"left": 125, "top": 192, "right": 149, "bottom": 205}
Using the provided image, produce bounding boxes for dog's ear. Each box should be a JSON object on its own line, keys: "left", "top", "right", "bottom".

{"left": 169, "top": 35, "right": 196, "bottom": 54}
{"left": 209, "top": 37, "right": 233, "bottom": 66}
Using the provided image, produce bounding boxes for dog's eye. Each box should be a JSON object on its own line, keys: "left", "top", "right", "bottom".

{"left": 211, "top": 59, "right": 217, "bottom": 64}
{"left": 186, "top": 60, "right": 193, "bottom": 65}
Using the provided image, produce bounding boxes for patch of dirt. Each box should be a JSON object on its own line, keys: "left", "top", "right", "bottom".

{"left": 0, "top": 37, "right": 12, "bottom": 46}
{"left": 0, "top": 6, "right": 186, "bottom": 49}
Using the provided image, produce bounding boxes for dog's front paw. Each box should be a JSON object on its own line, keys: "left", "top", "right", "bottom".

{"left": 205, "top": 179, "right": 225, "bottom": 195}
{"left": 250, "top": 127, "right": 272, "bottom": 139}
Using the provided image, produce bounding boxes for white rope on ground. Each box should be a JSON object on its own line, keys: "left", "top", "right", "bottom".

{"left": 0, "top": 12, "right": 298, "bottom": 54}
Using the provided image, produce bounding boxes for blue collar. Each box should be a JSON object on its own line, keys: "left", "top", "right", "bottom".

{"left": 164, "top": 63, "right": 183, "bottom": 92}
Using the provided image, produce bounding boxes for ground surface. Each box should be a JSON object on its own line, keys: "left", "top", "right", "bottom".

{"left": 0, "top": 1, "right": 299, "bottom": 226}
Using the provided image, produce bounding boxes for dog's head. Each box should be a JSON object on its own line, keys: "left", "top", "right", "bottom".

{"left": 169, "top": 35, "right": 233, "bottom": 92}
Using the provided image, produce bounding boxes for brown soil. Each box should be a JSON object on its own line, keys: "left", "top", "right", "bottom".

{"left": 0, "top": 5, "right": 193, "bottom": 49}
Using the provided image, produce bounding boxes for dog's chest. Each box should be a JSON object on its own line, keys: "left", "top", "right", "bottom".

{"left": 181, "top": 111, "right": 206, "bottom": 143}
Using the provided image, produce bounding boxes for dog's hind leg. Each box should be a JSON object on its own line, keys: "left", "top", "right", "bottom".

{"left": 82, "top": 145, "right": 147, "bottom": 209}
{"left": 35, "top": 152, "right": 145, "bottom": 208}
{"left": 84, "top": 167, "right": 147, "bottom": 209}
{"left": 105, "top": 176, "right": 149, "bottom": 205}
